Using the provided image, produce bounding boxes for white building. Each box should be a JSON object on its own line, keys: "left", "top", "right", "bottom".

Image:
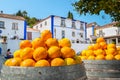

{"left": 33, "top": 15, "right": 87, "bottom": 44}
{"left": 27, "top": 27, "right": 40, "bottom": 40}
{"left": 0, "top": 13, "right": 27, "bottom": 40}
{"left": 87, "top": 22, "right": 120, "bottom": 46}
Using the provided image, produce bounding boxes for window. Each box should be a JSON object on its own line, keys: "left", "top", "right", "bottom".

{"left": 118, "top": 38, "right": 120, "bottom": 44}
{"left": 76, "top": 39, "right": 79, "bottom": 43}
{"left": 40, "top": 24, "right": 42, "bottom": 28}
{"left": 79, "top": 33, "right": 83, "bottom": 38}
{"left": 80, "top": 23, "right": 84, "bottom": 30}
{"left": 12, "top": 23, "right": 18, "bottom": 30}
{"left": 36, "top": 26, "right": 38, "bottom": 29}
{"left": 72, "top": 31, "right": 75, "bottom": 37}
{"left": 61, "top": 19, "right": 65, "bottom": 27}
{"left": 72, "top": 22, "right": 76, "bottom": 29}
{"left": 72, "top": 40, "right": 75, "bottom": 43}
{"left": 0, "top": 21, "right": 5, "bottom": 28}
{"left": 61, "top": 30, "right": 65, "bottom": 38}
{"left": 98, "top": 30, "right": 105, "bottom": 37}
{"left": 45, "top": 21, "right": 47, "bottom": 26}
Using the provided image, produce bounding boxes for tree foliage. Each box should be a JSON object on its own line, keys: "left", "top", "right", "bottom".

{"left": 73, "top": 0, "right": 120, "bottom": 23}
{"left": 67, "top": 11, "right": 74, "bottom": 19}
{"left": 15, "top": 10, "right": 40, "bottom": 28}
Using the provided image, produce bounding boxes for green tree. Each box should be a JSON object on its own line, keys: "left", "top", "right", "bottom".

{"left": 15, "top": 10, "right": 40, "bottom": 27}
{"left": 16, "top": 10, "right": 23, "bottom": 17}
{"left": 67, "top": 11, "right": 74, "bottom": 19}
{"left": 73, "top": 0, "right": 120, "bottom": 25}
{"left": 22, "top": 10, "right": 27, "bottom": 17}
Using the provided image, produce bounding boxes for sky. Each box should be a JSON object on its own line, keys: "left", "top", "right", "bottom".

{"left": 0, "top": 0, "right": 112, "bottom": 26}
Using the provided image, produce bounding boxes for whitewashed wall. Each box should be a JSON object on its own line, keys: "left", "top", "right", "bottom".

{"left": 33, "top": 17, "right": 51, "bottom": 35}
{"left": 0, "top": 17, "right": 25, "bottom": 39}
{"left": 7, "top": 40, "right": 21, "bottom": 54}
{"left": 72, "top": 43, "right": 89, "bottom": 53}
{"left": 33, "top": 15, "right": 87, "bottom": 43}
{"left": 54, "top": 16, "right": 86, "bottom": 42}
{"left": 87, "top": 27, "right": 93, "bottom": 39}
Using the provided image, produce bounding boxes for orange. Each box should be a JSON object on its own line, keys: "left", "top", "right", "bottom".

{"left": 99, "top": 41, "right": 107, "bottom": 49}
{"left": 51, "top": 58, "right": 65, "bottom": 66}
{"left": 45, "top": 38, "right": 59, "bottom": 47}
{"left": 35, "top": 59, "right": 50, "bottom": 67}
{"left": 31, "top": 37, "right": 45, "bottom": 49}
{"left": 80, "top": 56, "right": 87, "bottom": 60}
{"left": 86, "top": 50, "right": 94, "bottom": 57}
{"left": 87, "top": 55, "right": 95, "bottom": 60}
{"left": 87, "top": 45, "right": 94, "bottom": 50}
{"left": 47, "top": 46, "right": 61, "bottom": 59}
{"left": 58, "top": 38, "right": 71, "bottom": 48}
{"left": 20, "top": 47, "right": 34, "bottom": 60}
{"left": 93, "top": 43, "right": 101, "bottom": 50}
{"left": 4, "top": 58, "right": 21, "bottom": 66}
{"left": 105, "top": 54, "right": 114, "bottom": 60}
{"left": 94, "top": 49, "right": 104, "bottom": 56}
{"left": 96, "top": 37, "right": 105, "bottom": 43}
{"left": 107, "top": 43, "right": 116, "bottom": 49}
{"left": 64, "top": 58, "right": 76, "bottom": 65}
{"left": 117, "top": 51, "right": 120, "bottom": 54}
{"left": 106, "top": 48, "right": 116, "bottom": 55}
{"left": 33, "top": 47, "right": 48, "bottom": 61}
{"left": 13, "top": 49, "right": 22, "bottom": 58}
{"left": 117, "top": 46, "right": 120, "bottom": 51}
{"left": 4, "top": 58, "right": 13, "bottom": 66}
{"left": 115, "top": 54, "right": 120, "bottom": 60}
{"left": 19, "top": 40, "right": 32, "bottom": 49}
{"left": 41, "top": 30, "right": 52, "bottom": 41}
{"left": 95, "top": 54, "right": 105, "bottom": 60}
{"left": 20, "top": 59, "right": 35, "bottom": 67}
{"left": 81, "top": 50, "right": 87, "bottom": 56}
{"left": 74, "top": 55, "right": 82, "bottom": 64}
{"left": 61, "top": 47, "right": 75, "bottom": 58}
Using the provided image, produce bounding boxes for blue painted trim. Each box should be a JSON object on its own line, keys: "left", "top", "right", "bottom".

{"left": 51, "top": 15, "right": 54, "bottom": 38}
{"left": 24, "top": 20, "right": 27, "bottom": 40}
{"left": 92, "top": 25, "right": 94, "bottom": 35}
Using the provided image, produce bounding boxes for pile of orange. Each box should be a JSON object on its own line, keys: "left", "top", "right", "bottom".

{"left": 79, "top": 37, "right": 120, "bottom": 60}
{"left": 4, "top": 30, "right": 82, "bottom": 67}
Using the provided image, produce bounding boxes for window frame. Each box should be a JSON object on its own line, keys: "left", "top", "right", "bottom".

{"left": 12, "top": 22, "right": 18, "bottom": 30}
{"left": 72, "top": 31, "right": 75, "bottom": 37}
{"left": 61, "top": 19, "right": 66, "bottom": 27}
{"left": 61, "top": 30, "right": 65, "bottom": 38}
{"left": 80, "top": 23, "right": 84, "bottom": 31}
{"left": 72, "top": 21, "right": 76, "bottom": 29}
{"left": 0, "top": 21, "right": 5, "bottom": 29}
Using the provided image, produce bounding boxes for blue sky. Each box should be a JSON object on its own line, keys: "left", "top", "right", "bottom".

{"left": 0, "top": 0, "right": 112, "bottom": 26}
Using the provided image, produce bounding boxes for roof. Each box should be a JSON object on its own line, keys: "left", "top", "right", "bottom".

{"left": 27, "top": 28, "right": 40, "bottom": 32}
{"left": 86, "top": 22, "right": 100, "bottom": 29}
{"left": 95, "top": 22, "right": 118, "bottom": 29}
{"left": 33, "top": 15, "right": 87, "bottom": 26}
{"left": 87, "top": 22, "right": 119, "bottom": 30}
{"left": 0, "top": 13, "right": 25, "bottom": 21}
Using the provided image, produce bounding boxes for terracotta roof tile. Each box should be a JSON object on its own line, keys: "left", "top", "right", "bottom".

{"left": 0, "top": 13, "right": 25, "bottom": 20}
{"left": 27, "top": 28, "right": 40, "bottom": 32}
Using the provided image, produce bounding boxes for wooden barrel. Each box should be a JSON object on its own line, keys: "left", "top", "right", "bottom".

{"left": 0, "top": 63, "right": 87, "bottom": 80}
{"left": 83, "top": 60, "right": 120, "bottom": 80}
